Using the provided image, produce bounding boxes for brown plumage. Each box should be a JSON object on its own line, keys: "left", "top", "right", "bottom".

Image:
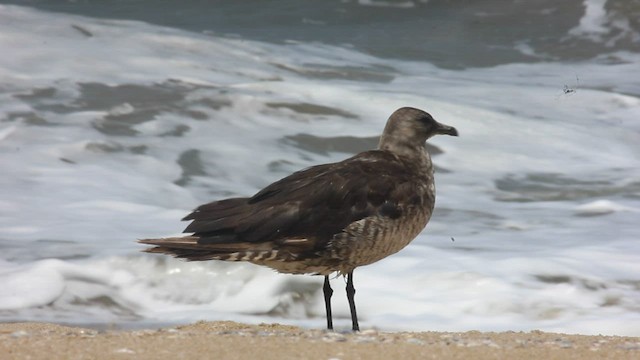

{"left": 139, "top": 107, "right": 458, "bottom": 331}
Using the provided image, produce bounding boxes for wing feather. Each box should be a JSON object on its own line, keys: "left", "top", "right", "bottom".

{"left": 147, "top": 150, "right": 423, "bottom": 259}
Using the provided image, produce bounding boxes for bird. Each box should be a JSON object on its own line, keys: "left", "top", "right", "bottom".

{"left": 139, "top": 107, "right": 458, "bottom": 331}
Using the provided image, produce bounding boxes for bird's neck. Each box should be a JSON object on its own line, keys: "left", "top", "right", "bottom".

{"left": 378, "top": 142, "right": 433, "bottom": 180}
{"left": 378, "top": 135, "right": 428, "bottom": 160}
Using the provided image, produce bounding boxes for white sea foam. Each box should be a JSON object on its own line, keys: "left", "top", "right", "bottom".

{"left": 0, "top": 5, "right": 639, "bottom": 335}
{"left": 569, "top": 0, "right": 610, "bottom": 41}
{"left": 574, "top": 199, "right": 637, "bottom": 216}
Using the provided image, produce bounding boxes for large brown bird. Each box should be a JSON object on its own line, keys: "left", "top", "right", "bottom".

{"left": 139, "top": 107, "right": 458, "bottom": 331}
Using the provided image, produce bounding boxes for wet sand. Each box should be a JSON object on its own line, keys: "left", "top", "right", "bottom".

{"left": 1, "top": 321, "right": 638, "bottom": 360}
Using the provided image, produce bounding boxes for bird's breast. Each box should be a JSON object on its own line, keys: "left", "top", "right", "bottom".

{"left": 330, "top": 197, "right": 433, "bottom": 273}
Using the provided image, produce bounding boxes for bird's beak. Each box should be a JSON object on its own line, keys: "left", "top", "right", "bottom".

{"left": 435, "top": 122, "right": 459, "bottom": 137}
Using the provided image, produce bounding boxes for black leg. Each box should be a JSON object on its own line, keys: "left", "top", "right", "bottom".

{"left": 323, "top": 275, "right": 333, "bottom": 330}
{"left": 346, "top": 271, "right": 359, "bottom": 331}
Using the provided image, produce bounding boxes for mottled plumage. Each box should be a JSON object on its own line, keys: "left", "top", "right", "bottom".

{"left": 139, "top": 107, "right": 458, "bottom": 331}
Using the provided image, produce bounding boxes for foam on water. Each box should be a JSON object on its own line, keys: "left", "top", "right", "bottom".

{"left": 1, "top": 5, "right": 639, "bottom": 335}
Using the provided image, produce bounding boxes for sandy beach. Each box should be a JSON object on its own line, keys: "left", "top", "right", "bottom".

{"left": 1, "top": 321, "right": 638, "bottom": 360}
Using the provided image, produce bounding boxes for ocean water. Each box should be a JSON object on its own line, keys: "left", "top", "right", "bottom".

{"left": 1, "top": 2, "right": 639, "bottom": 335}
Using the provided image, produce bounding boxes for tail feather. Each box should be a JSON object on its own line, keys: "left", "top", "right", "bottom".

{"left": 139, "top": 236, "right": 250, "bottom": 251}
{"left": 142, "top": 246, "right": 231, "bottom": 261}
{"left": 137, "top": 237, "right": 298, "bottom": 262}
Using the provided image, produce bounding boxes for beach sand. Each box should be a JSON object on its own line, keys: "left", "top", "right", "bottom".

{"left": 1, "top": 321, "right": 638, "bottom": 359}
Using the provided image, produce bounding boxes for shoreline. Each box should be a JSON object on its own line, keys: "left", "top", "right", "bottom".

{"left": 1, "top": 321, "right": 639, "bottom": 359}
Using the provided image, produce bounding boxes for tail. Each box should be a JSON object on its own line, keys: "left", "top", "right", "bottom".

{"left": 140, "top": 236, "right": 259, "bottom": 261}
{"left": 138, "top": 197, "right": 257, "bottom": 261}
{"left": 138, "top": 237, "right": 299, "bottom": 262}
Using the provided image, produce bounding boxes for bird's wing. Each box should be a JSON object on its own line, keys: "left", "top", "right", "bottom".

{"left": 181, "top": 150, "right": 421, "bottom": 252}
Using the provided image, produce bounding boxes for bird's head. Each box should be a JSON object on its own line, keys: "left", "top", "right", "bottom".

{"left": 378, "top": 107, "right": 458, "bottom": 156}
